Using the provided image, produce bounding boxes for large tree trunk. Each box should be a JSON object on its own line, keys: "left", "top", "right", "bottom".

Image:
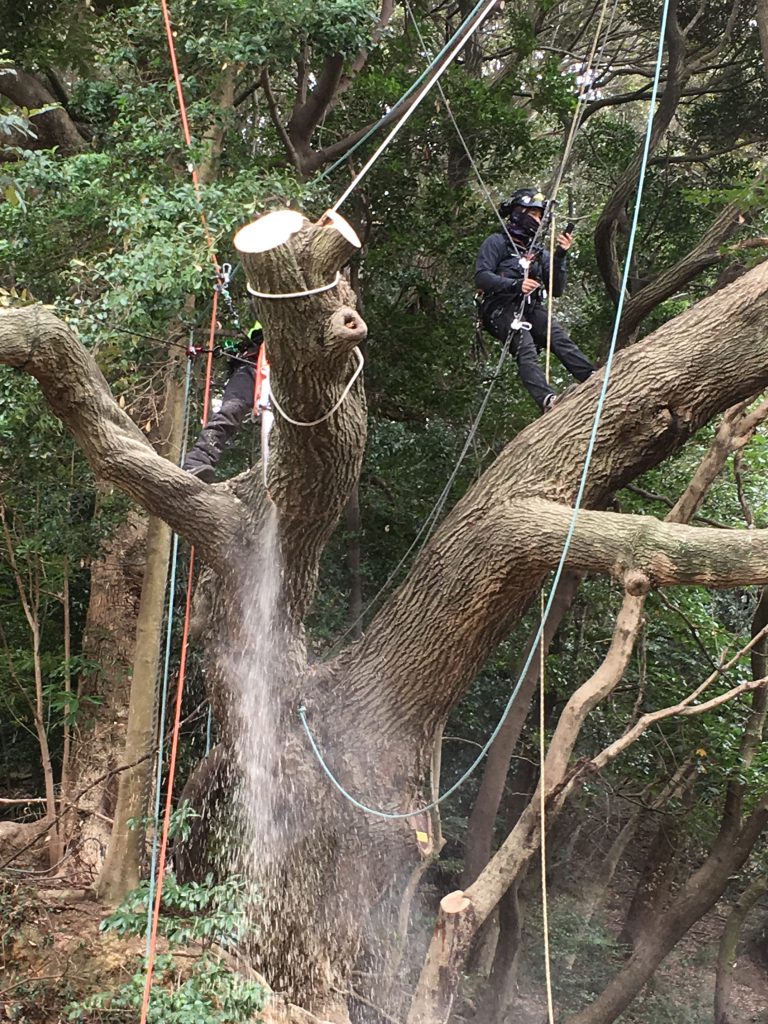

{"left": 7, "top": 231, "right": 768, "bottom": 1018}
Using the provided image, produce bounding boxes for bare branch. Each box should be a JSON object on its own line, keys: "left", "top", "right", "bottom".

{"left": 0, "top": 306, "right": 243, "bottom": 571}
{"left": 261, "top": 67, "right": 303, "bottom": 172}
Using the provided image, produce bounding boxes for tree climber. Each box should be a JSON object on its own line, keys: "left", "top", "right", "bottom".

{"left": 182, "top": 320, "right": 264, "bottom": 482}
{"left": 475, "top": 187, "right": 595, "bottom": 412}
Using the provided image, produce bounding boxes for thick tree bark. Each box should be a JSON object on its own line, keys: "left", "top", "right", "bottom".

{"left": 0, "top": 66, "right": 86, "bottom": 156}
{"left": 7, "top": 228, "right": 768, "bottom": 1015}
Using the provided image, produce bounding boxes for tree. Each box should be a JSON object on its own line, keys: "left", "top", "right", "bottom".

{"left": 5, "top": 217, "right": 768, "bottom": 1020}
{"left": 5, "top": 1, "right": 768, "bottom": 1020}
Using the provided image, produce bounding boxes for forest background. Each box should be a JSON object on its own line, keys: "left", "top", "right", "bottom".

{"left": 4, "top": 0, "right": 768, "bottom": 1022}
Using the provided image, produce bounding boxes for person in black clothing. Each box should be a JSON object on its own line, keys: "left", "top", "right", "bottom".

{"left": 182, "top": 320, "right": 264, "bottom": 482}
{"left": 475, "top": 187, "right": 594, "bottom": 412}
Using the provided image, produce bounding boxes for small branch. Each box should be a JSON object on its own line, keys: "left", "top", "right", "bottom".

{"left": 623, "top": 484, "right": 727, "bottom": 528}
{"left": 0, "top": 752, "right": 151, "bottom": 870}
{"left": 261, "top": 67, "right": 303, "bottom": 171}
{"left": 234, "top": 77, "right": 262, "bottom": 107}
{"left": 733, "top": 452, "right": 755, "bottom": 528}
{"left": 655, "top": 592, "right": 721, "bottom": 671}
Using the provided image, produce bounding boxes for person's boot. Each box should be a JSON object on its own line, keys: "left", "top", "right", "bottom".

{"left": 543, "top": 382, "right": 580, "bottom": 413}
{"left": 184, "top": 462, "right": 216, "bottom": 484}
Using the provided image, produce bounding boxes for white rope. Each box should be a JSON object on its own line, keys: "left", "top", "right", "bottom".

{"left": 330, "top": 0, "right": 500, "bottom": 214}
{"left": 246, "top": 272, "right": 342, "bottom": 300}
{"left": 269, "top": 346, "right": 364, "bottom": 427}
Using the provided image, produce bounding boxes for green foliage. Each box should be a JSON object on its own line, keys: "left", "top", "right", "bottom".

{"left": 66, "top": 872, "right": 266, "bottom": 1024}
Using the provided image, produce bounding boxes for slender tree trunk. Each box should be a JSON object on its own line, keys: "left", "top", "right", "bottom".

{"left": 714, "top": 875, "right": 768, "bottom": 1024}
{"left": 618, "top": 814, "right": 683, "bottom": 949}
{"left": 60, "top": 555, "right": 72, "bottom": 807}
{"left": 564, "top": 803, "right": 768, "bottom": 1024}
{"left": 65, "top": 509, "right": 147, "bottom": 877}
{"left": 31, "top": 616, "right": 62, "bottom": 870}
{"left": 475, "top": 763, "right": 538, "bottom": 1024}
{"left": 97, "top": 355, "right": 187, "bottom": 902}
{"left": 461, "top": 572, "right": 580, "bottom": 888}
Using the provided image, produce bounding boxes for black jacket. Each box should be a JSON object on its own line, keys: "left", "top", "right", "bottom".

{"left": 475, "top": 232, "right": 568, "bottom": 312}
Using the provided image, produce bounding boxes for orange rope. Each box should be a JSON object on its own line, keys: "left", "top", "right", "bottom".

{"left": 140, "top": 4, "right": 223, "bottom": 1019}
{"left": 158, "top": 0, "right": 219, "bottom": 271}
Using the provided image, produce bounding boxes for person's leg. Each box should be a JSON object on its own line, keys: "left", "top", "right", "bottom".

{"left": 514, "top": 329, "right": 555, "bottom": 409}
{"left": 485, "top": 300, "right": 555, "bottom": 410}
{"left": 183, "top": 361, "right": 257, "bottom": 481}
{"left": 530, "top": 307, "right": 594, "bottom": 382}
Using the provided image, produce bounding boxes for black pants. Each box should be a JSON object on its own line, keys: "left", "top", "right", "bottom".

{"left": 183, "top": 356, "right": 257, "bottom": 474}
{"left": 485, "top": 300, "right": 594, "bottom": 409}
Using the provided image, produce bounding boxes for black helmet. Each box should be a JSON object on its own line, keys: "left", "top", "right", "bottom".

{"left": 499, "top": 188, "right": 547, "bottom": 219}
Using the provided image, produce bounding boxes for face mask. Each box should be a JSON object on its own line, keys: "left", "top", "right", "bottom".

{"left": 508, "top": 210, "right": 541, "bottom": 244}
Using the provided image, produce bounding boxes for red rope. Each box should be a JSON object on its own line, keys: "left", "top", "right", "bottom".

{"left": 140, "top": 4, "right": 222, "bottom": 1019}
{"left": 159, "top": 0, "right": 219, "bottom": 271}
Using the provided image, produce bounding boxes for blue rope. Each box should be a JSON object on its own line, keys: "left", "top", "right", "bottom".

{"left": 205, "top": 703, "right": 213, "bottom": 756}
{"left": 312, "top": 0, "right": 489, "bottom": 184}
{"left": 299, "top": 0, "right": 672, "bottom": 820}
{"left": 145, "top": 352, "right": 194, "bottom": 954}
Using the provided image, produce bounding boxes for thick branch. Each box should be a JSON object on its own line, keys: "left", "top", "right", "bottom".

{"left": 0, "top": 307, "right": 242, "bottom": 570}
{"left": 0, "top": 66, "right": 86, "bottom": 155}
{"left": 594, "top": 3, "right": 689, "bottom": 301}
{"left": 512, "top": 498, "right": 768, "bottom": 589}
{"left": 323, "top": 256, "right": 768, "bottom": 742}
{"left": 617, "top": 192, "right": 756, "bottom": 344}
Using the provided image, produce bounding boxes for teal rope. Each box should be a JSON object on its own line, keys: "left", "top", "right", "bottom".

{"left": 205, "top": 703, "right": 213, "bottom": 756}
{"left": 299, "top": 0, "right": 672, "bottom": 820}
{"left": 145, "top": 352, "right": 194, "bottom": 954}
{"left": 313, "top": 0, "right": 488, "bottom": 185}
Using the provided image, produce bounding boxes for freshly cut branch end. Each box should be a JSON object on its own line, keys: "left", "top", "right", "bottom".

{"left": 235, "top": 209, "right": 306, "bottom": 254}
{"left": 317, "top": 209, "right": 362, "bottom": 249}
{"left": 624, "top": 569, "right": 651, "bottom": 596}
{"left": 440, "top": 890, "right": 472, "bottom": 915}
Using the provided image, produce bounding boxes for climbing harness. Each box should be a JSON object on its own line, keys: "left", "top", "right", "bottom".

{"left": 299, "top": 0, "right": 672, "bottom": 824}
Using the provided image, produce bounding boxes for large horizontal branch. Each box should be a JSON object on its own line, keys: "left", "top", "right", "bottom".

{"left": 322, "top": 256, "right": 768, "bottom": 740}
{"left": 507, "top": 498, "right": 768, "bottom": 589}
{"left": 0, "top": 307, "right": 243, "bottom": 571}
